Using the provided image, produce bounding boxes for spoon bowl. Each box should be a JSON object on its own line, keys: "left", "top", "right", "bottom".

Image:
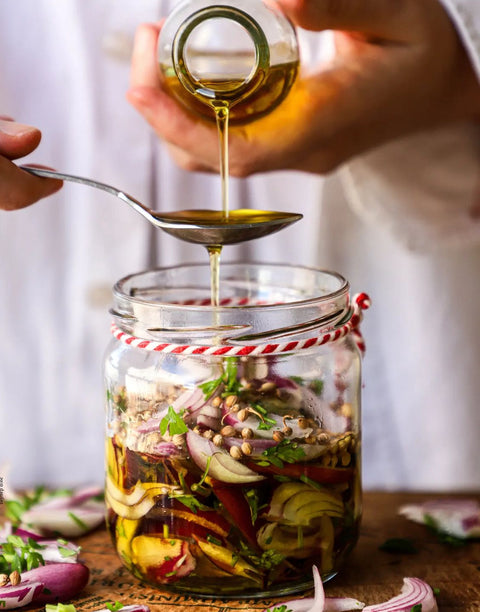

{"left": 20, "top": 166, "right": 302, "bottom": 246}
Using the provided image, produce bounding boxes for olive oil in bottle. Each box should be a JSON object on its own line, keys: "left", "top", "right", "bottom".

{"left": 158, "top": 1, "right": 300, "bottom": 308}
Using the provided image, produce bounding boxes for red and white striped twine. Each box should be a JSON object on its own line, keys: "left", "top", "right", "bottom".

{"left": 111, "top": 292, "right": 371, "bottom": 357}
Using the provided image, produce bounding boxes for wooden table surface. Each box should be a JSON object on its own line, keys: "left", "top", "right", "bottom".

{"left": 23, "top": 491, "right": 480, "bottom": 612}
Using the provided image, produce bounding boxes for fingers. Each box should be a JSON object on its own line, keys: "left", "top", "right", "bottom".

{"left": 0, "top": 118, "right": 63, "bottom": 210}
{"left": 130, "top": 22, "right": 163, "bottom": 88}
{"left": 0, "top": 158, "right": 63, "bottom": 211}
{"left": 272, "top": 0, "right": 418, "bottom": 40}
{"left": 0, "top": 118, "right": 42, "bottom": 160}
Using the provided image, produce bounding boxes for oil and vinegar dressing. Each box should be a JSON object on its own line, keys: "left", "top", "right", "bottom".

{"left": 161, "top": 57, "right": 299, "bottom": 310}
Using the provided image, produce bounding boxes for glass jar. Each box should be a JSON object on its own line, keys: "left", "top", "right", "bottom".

{"left": 157, "top": 0, "right": 299, "bottom": 124}
{"left": 104, "top": 263, "right": 368, "bottom": 599}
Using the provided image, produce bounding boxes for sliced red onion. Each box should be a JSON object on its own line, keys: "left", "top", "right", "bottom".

{"left": 173, "top": 387, "right": 206, "bottom": 413}
{"left": 311, "top": 565, "right": 326, "bottom": 611}
{"left": 264, "top": 566, "right": 365, "bottom": 612}
{"left": 36, "top": 539, "right": 81, "bottom": 564}
{"left": 136, "top": 418, "right": 161, "bottom": 434}
{"left": 399, "top": 499, "right": 480, "bottom": 539}
{"left": 8, "top": 486, "right": 105, "bottom": 538}
{"left": 324, "top": 599, "right": 366, "bottom": 611}
{"left": 21, "top": 501, "right": 105, "bottom": 538}
{"left": 186, "top": 430, "right": 265, "bottom": 484}
{"left": 363, "top": 577, "right": 438, "bottom": 611}
{"left": 0, "top": 581, "right": 44, "bottom": 609}
{"left": 196, "top": 414, "right": 221, "bottom": 431}
{"left": 152, "top": 441, "right": 181, "bottom": 456}
{"left": 29, "top": 486, "right": 103, "bottom": 512}
{"left": 95, "top": 606, "right": 151, "bottom": 612}
{"left": 223, "top": 436, "right": 277, "bottom": 455}
{"left": 21, "top": 562, "right": 90, "bottom": 603}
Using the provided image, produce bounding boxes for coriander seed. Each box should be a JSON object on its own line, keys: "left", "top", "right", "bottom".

{"left": 213, "top": 434, "right": 224, "bottom": 447}
{"left": 220, "top": 425, "right": 236, "bottom": 437}
{"left": 241, "top": 442, "right": 253, "bottom": 455}
{"left": 272, "top": 430, "right": 284, "bottom": 443}
{"left": 229, "top": 445, "right": 243, "bottom": 460}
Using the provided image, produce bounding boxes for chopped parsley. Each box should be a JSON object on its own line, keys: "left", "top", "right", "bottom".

{"left": 0, "top": 535, "right": 46, "bottom": 574}
{"left": 67, "top": 511, "right": 88, "bottom": 531}
{"left": 256, "top": 440, "right": 306, "bottom": 468}
{"left": 199, "top": 358, "right": 241, "bottom": 399}
{"left": 58, "top": 546, "right": 77, "bottom": 558}
{"left": 423, "top": 514, "right": 467, "bottom": 547}
{"left": 5, "top": 486, "right": 46, "bottom": 525}
{"left": 170, "top": 492, "right": 210, "bottom": 513}
{"left": 160, "top": 406, "right": 188, "bottom": 436}
{"left": 106, "top": 603, "right": 124, "bottom": 612}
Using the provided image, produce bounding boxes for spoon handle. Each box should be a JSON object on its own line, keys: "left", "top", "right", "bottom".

{"left": 19, "top": 165, "right": 156, "bottom": 225}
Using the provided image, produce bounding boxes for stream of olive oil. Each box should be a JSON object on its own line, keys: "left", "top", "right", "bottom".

{"left": 164, "top": 59, "right": 299, "bottom": 309}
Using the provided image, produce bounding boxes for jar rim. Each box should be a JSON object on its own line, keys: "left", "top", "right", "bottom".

{"left": 111, "top": 263, "right": 351, "bottom": 345}
{"left": 113, "top": 261, "right": 349, "bottom": 312}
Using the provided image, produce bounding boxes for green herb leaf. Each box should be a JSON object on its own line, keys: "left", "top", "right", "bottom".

{"left": 199, "top": 377, "right": 223, "bottom": 399}
{"left": 45, "top": 605, "right": 77, "bottom": 612}
{"left": 308, "top": 379, "right": 324, "bottom": 395}
{"left": 160, "top": 406, "right": 188, "bottom": 437}
{"left": 410, "top": 605, "right": 422, "bottom": 612}
{"left": 106, "top": 602, "right": 124, "bottom": 611}
{"left": 58, "top": 546, "right": 77, "bottom": 558}
{"left": 379, "top": 538, "right": 419, "bottom": 554}
{"left": 259, "top": 440, "right": 306, "bottom": 468}
{"left": 67, "top": 511, "right": 88, "bottom": 531}
{"left": 423, "top": 514, "right": 467, "bottom": 547}
{"left": 223, "top": 358, "right": 241, "bottom": 395}
{"left": 200, "top": 358, "right": 241, "bottom": 400}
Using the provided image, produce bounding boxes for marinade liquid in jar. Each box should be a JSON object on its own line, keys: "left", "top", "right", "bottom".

{"left": 104, "top": 263, "right": 368, "bottom": 598}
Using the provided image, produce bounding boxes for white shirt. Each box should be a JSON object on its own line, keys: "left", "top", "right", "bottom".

{"left": 0, "top": 0, "right": 479, "bottom": 491}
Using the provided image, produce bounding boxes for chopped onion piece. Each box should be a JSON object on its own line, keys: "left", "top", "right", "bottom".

{"left": 21, "top": 562, "right": 90, "bottom": 603}
{"left": 0, "top": 581, "right": 44, "bottom": 609}
{"left": 399, "top": 499, "right": 480, "bottom": 539}
{"left": 363, "top": 577, "right": 438, "bottom": 611}
{"left": 264, "top": 566, "right": 365, "bottom": 612}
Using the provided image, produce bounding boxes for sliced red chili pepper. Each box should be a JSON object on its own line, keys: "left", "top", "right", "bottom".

{"left": 246, "top": 460, "right": 354, "bottom": 484}
{"left": 211, "top": 485, "right": 260, "bottom": 549}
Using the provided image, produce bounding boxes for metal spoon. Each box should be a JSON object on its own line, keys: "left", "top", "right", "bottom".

{"left": 20, "top": 166, "right": 302, "bottom": 246}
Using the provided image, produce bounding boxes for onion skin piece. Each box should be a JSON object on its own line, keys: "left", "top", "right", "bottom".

{"left": 20, "top": 562, "right": 90, "bottom": 603}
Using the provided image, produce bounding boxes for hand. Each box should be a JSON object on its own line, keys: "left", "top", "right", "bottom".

{"left": 0, "top": 117, "right": 62, "bottom": 210}
{"left": 127, "top": 0, "right": 480, "bottom": 176}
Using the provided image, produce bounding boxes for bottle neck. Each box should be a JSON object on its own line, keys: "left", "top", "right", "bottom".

{"left": 172, "top": 5, "right": 270, "bottom": 104}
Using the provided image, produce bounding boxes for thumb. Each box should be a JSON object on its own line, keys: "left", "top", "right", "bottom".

{"left": 272, "top": 0, "right": 420, "bottom": 41}
{"left": 0, "top": 118, "right": 42, "bottom": 160}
